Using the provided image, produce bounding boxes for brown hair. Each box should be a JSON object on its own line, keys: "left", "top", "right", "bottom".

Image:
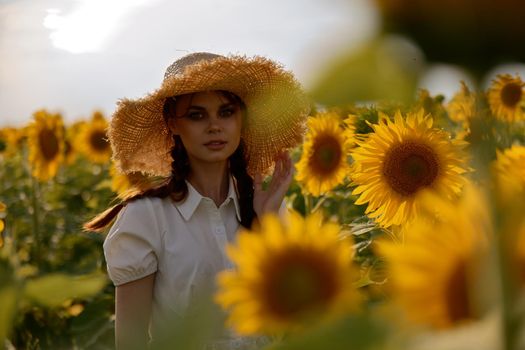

{"left": 83, "top": 91, "right": 256, "bottom": 232}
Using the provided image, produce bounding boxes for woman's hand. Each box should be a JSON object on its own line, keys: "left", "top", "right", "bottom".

{"left": 253, "top": 151, "right": 294, "bottom": 218}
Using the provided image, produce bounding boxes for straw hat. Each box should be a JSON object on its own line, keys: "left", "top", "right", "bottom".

{"left": 109, "top": 52, "right": 310, "bottom": 177}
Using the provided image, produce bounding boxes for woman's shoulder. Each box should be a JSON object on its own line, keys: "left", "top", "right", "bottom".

{"left": 122, "top": 196, "right": 172, "bottom": 213}
{"left": 109, "top": 196, "right": 174, "bottom": 234}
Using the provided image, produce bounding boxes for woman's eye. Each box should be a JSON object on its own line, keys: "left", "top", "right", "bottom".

{"left": 220, "top": 107, "right": 236, "bottom": 118}
{"left": 187, "top": 112, "right": 204, "bottom": 120}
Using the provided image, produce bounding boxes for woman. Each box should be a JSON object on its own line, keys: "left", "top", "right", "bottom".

{"left": 84, "top": 52, "right": 309, "bottom": 349}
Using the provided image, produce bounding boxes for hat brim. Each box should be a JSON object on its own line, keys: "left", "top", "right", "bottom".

{"left": 109, "top": 54, "right": 310, "bottom": 177}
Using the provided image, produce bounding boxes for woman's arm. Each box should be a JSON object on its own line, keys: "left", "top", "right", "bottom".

{"left": 115, "top": 273, "right": 155, "bottom": 350}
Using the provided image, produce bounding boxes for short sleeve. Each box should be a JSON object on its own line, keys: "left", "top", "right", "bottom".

{"left": 103, "top": 198, "right": 161, "bottom": 286}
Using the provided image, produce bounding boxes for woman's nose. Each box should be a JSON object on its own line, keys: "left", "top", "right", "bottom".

{"left": 207, "top": 114, "right": 222, "bottom": 133}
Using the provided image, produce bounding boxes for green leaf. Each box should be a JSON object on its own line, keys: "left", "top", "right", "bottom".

{"left": 0, "top": 286, "right": 19, "bottom": 343}
{"left": 270, "top": 315, "right": 390, "bottom": 350}
{"left": 23, "top": 273, "right": 107, "bottom": 307}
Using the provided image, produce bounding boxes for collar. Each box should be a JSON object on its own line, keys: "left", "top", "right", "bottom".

{"left": 175, "top": 175, "right": 241, "bottom": 222}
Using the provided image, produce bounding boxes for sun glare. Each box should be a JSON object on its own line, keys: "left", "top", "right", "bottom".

{"left": 43, "top": 0, "right": 151, "bottom": 54}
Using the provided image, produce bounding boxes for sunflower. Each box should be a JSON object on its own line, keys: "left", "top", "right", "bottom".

{"left": 63, "top": 120, "right": 86, "bottom": 164}
{"left": 110, "top": 164, "right": 133, "bottom": 198}
{"left": 343, "top": 114, "right": 357, "bottom": 145}
{"left": 0, "top": 127, "right": 26, "bottom": 158}
{"left": 0, "top": 129, "right": 7, "bottom": 154}
{"left": 110, "top": 163, "right": 154, "bottom": 199}
{"left": 350, "top": 109, "right": 468, "bottom": 227}
{"left": 414, "top": 89, "right": 448, "bottom": 125}
{"left": 295, "top": 113, "right": 353, "bottom": 196}
{"left": 27, "top": 110, "right": 65, "bottom": 181}
{"left": 76, "top": 111, "right": 111, "bottom": 163}
{"left": 0, "top": 202, "right": 5, "bottom": 248}
{"left": 447, "top": 81, "right": 476, "bottom": 125}
{"left": 493, "top": 144, "right": 525, "bottom": 198}
{"left": 494, "top": 146, "right": 525, "bottom": 285}
{"left": 488, "top": 74, "right": 525, "bottom": 122}
{"left": 215, "top": 212, "right": 360, "bottom": 335}
{"left": 376, "top": 185, "right": 490, "bottom": 329}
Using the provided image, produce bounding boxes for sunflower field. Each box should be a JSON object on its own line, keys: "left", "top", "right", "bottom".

{"left": 3, "top": 0, "right": 525, "bottom": 344}
{"left": 1, "top": 68, "right": 525, "bottom": 349}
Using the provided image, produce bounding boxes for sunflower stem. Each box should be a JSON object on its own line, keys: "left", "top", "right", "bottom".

{"left": 492, "top": 196, "right": 520, "bottom": 350}
{"left": 491, "top": 205, "right": 517, "bottom": 350}
{"left": 303, "top": 193, "right": 313, "bottom": 215}
{"left": 30, "top": 174, "right": 42, "bottom": 267}
{"left": 474, "top": 125, "right": 516, "bottom": 350}
{"left": 311, "top": 196, "right": 326, "bottom": 214}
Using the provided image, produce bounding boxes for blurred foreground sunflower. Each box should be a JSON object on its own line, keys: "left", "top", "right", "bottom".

{"left": 351, "top": 110, "right": 468, "bottom": 227}
{"left": 27, "top": 110, "right": 65, "bottom": 181}
{"left": 488, "top": 74, "right": 525, "bottom": 122}
{"left": 493, "top": 144, "right": 525, "bottom": 197}
{"left": 494, "top": 145, "right": 525, "bottom": 287}
{"left": 76, "top": 111, "right": 111, "bottom": 163}
{"left": 376, "top": 185, "right": 490, "bottom": 329}
{"left": 215, "top": 212, "right": 360, "bottom": 335}
{"left": 295, "top": 113, "right": 353, "bottom": 196}
{"left": 513, "top": 219, "right": 525, "bottom": 288}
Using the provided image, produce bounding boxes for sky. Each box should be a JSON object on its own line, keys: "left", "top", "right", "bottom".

{"left": 0, "top": 0, "right": 379, "bottom": 126}
{"left": 1, "top": 0, "right": 524, "bottom": 127}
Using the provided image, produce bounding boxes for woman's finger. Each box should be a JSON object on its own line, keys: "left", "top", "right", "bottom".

{"left": 274, "top": 153, "right": 283, "bottom": 179}
{"left": 284, "top": 152, "right": 291, "bottom": 175}
{"left": 254, "top": 173, "right": 263, "bottom": 193}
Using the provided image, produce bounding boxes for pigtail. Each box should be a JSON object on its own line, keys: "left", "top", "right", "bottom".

{"left": 82, "top": 203, "right": 126, "bottom": 232}
{"left": 83, "top": 134, "right": 189, "bottom": 232}
{"left": 229, "top": 140, "right": 257, "bottom": 229}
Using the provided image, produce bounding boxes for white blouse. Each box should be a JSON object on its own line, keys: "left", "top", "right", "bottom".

{"left": 103, "top": 176, "right": 284, "bottom": 346}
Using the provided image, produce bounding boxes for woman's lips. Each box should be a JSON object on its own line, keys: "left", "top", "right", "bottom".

{"left": 204, "top": 141, "right": 227, "bottom": 150}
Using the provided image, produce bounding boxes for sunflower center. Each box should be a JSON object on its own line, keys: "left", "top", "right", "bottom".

{"left": 38, "top": 128, "right": 60, "bottom": 160}
{"left": 382, "top": 140, "right": 440, "bottom": 196}
{"left": 445, "top": 260, "right": 471, "bottom": 324}
{"left": 309, "top": 136, "right": 343, "bottom": 176}
{"left": 500, "top": 83, "right": 522, "bottom": 108}
{"left": 262, "top": 248, "right": 338, "bottom": 319}
{"left": 89, "top": 131, "right": 110, "bottom": 152}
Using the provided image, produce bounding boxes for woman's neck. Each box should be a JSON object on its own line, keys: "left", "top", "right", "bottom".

{"left": 187, "top": 160, "right": 230, "bottom": 207}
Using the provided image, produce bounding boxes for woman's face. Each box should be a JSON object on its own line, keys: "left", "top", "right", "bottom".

{"left": 167, "top": 90, "right": 243, "bottom": 165}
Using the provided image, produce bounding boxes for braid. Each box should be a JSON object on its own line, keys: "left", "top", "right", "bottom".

{"left": 167, "top": 135, "right": 189, "bottom": 202}
{"left": 229, "top": 140, "right": 257, "bottom": 229}
{"left": 120, "top": 134, "right": 189, "bottom": 203}
{"left": 83, "top": 135, "right": 189, "bottom": 232}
